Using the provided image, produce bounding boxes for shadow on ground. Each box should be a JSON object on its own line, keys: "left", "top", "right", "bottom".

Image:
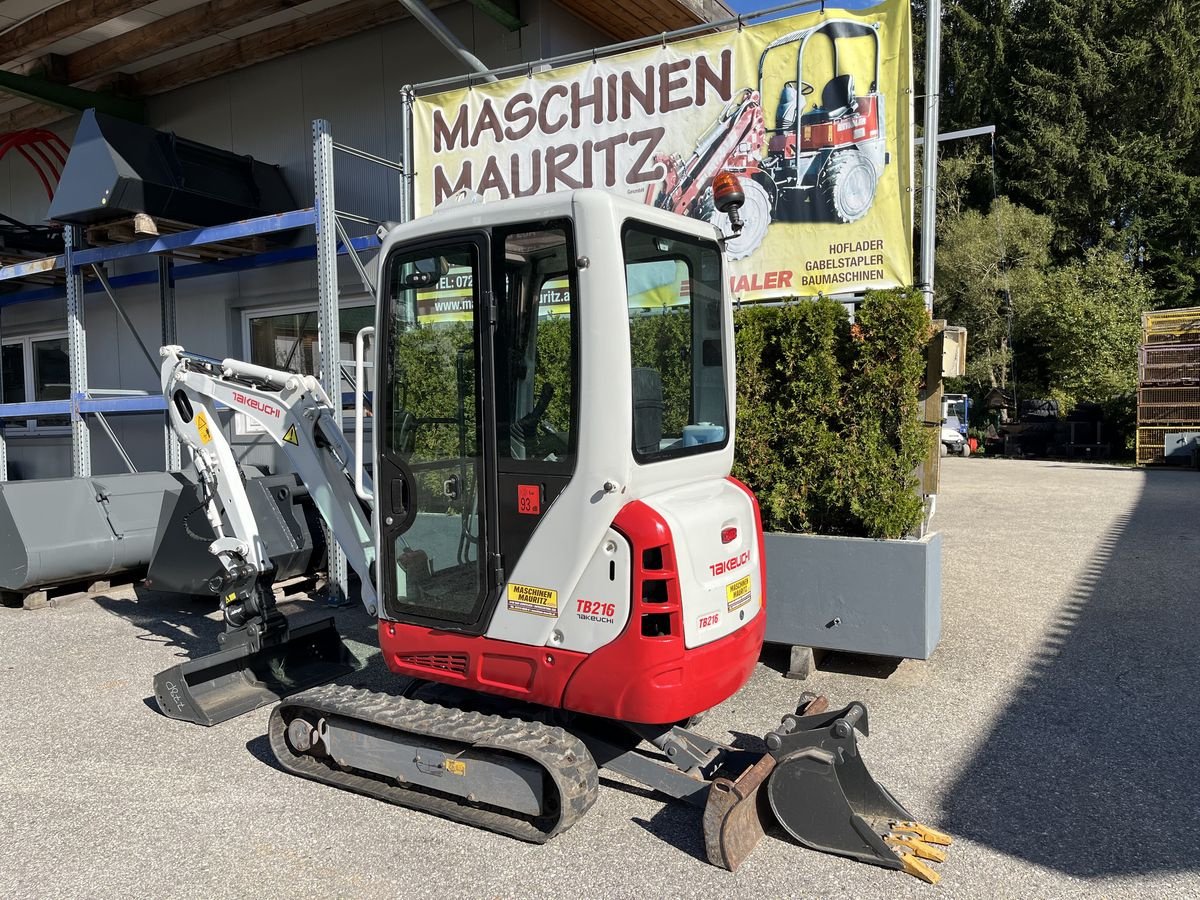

{"left": 941, "top": 469, "right": 1200, "bottom": 876}
{"left": 93, "top": 586, "right": 380, "bottom": 661}
{"left": 758, "top": 642, "right": 903, "bottom": 680}
{"left": 93, "top": 586, "right": 225, "bottom": 659}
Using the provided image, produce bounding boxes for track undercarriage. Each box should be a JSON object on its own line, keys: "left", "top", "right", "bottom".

{"left": 269, "top": 685, "right": 951, "bottom": 882}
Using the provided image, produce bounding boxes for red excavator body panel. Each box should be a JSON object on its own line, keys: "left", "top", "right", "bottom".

{"left": 379, "top": 482, "right": 768, "bottom": 725}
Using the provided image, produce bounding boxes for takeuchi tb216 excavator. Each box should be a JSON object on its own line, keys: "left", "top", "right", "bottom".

{"left": 152, "top": 187, "right": 951, "bottom": 882}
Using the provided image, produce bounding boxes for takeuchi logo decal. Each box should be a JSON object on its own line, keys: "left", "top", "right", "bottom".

{"left": 429, "top": 51, "right": 733, "bottom": 204}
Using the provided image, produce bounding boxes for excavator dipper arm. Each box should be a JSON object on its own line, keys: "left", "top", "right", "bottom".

{"left": 152, "top": 345, "right": 376, "bottom": 725}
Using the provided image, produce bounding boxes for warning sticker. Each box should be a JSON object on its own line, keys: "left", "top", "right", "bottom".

{"left": 726, "top": 574, "right": 753, "bottom": 612}
{"left": 517, "top": 483, "right": 541, "bottom": 515}
{"left": 195, "top": 410, "right": 213, "bottom": 444}
{"left": 507, "top": 583, "right": 559, "bottom": 617}
{"left": 282, "top": 424, "right": 299, "bottom": 446}
{"left": 444, "top": 759, "right": 467, "bottom": 776}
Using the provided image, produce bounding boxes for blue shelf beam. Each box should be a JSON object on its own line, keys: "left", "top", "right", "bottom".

{"left": 0, "top": 254, "right": 63, "bottom": 282}
{"left": 0, "top": 219, "right": 381, "bottom": 309}
{"left": 0, "top": 393, "right": 371, "bottom": 418}
{"left": 70, "top": 208, "right": 320, "bottom": 268}
{"left": 0, "top": 399, "right": 73, "bottom": 418}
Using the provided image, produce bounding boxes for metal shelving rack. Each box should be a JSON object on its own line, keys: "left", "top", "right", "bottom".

{"left": 0, "top": 118, "right": 404, "bottom": 599}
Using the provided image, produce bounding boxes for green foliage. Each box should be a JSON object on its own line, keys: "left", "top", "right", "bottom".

{"left": 732, "top": 290, "right": 931, "bottom": 540}
{"left": 934, "top": 197, "right": 1053, "bottom": 392}
{"left": 393, "top": 322, "right": 475, "bottom": 512}
{"left": 629, "top": 308, "right": 692, "bottom": 436}
{"left": 534, "top": 315, "right": 572, "bottom": 435}
{"left": 926, "top": 0, "right": 1200, "bottom": 308}
{"left": 1015, "top": 248, "right": 1151, "bottom": 448}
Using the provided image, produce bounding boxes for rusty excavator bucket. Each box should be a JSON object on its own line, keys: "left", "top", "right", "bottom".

{"left": 704, "top": 698, "right": 952, "bottom": 883}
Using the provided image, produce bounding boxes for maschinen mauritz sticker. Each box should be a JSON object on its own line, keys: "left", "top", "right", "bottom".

{"left": 726, "top": 574, "right": 752, "bottom": 612}
{"left": 507, "top": 583, "right": 559, "bottom": 617}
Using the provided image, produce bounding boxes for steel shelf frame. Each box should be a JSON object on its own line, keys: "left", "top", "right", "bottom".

{"left": 0, "top": 120, "right": 398, "bottom": 491}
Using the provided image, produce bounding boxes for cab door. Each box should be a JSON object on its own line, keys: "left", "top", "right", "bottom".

{"left": 377, "top": 237, "right": 500, "bottom": 632}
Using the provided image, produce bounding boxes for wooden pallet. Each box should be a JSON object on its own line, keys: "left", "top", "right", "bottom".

{"left": 1, "top": 570, "right": 144, "bottom": 611}
{"left": 85, "top": 212, "right": 268, "bottom": 261}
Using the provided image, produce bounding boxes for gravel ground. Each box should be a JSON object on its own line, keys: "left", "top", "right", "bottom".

{"left": 2, "top": 458, "right": 1198, "bottom": 899}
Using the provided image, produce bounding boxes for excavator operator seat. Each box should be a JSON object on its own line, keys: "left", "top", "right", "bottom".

{"left": 776, "top": 81, "right": 799, "bottom": 131}
{"left": 819, "top": 74, "right": 857, "bottom": 120}
{"left": 632, "top": 367, "right": 664, "bottom": 455}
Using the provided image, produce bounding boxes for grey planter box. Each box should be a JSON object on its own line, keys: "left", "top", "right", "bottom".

{"left": 763, "top": 531, "right": 942, "bottom": 660}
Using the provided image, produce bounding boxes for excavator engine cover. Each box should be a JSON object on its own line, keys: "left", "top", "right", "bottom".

{"left": 153, "top": 615, "right": 357, "bottom": 726}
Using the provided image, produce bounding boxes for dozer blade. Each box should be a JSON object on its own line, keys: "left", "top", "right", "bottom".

{"left": 703, "top": 694, "right": 825, "bottom": 872}
{"left": 703, "top": 752, "right": 776, "bottom": 871}
{"left": 760, "top": 700, "right": 952, "bottom": 882}
{"left": 153, "top": 616, "right": 358, "bottom": 726}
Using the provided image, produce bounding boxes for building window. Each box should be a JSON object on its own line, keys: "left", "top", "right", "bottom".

{"left": 0, "top": 333, "right": 71, "bottom": 431}
{"left": 2, "top": 343, "right": 24, "bottom": 406}
{"left": 240, "top": 302, "right": 374, "bottom": 432}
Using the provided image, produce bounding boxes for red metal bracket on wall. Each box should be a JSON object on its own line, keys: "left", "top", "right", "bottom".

{"left": 0, "top": 128, "right": 70, "bottom": 201}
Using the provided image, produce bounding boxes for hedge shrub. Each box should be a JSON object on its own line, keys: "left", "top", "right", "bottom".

{"left": 390, "top": 288, "right": 930, "bottom": 540}
{"left": 732, "top": 288, "right": 930, "bottom": 540}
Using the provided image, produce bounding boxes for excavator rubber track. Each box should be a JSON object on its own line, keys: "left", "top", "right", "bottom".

{"left": 268, "top": 684, "right": 599, "bottom": 842}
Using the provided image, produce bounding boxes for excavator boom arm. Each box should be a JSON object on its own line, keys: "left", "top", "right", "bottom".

{"left": 161, "top": 344, "right": 378, "bottom": 615}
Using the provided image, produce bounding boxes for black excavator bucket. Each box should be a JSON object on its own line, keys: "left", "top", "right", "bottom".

{"left": 153, "top": 615, "right": 358, "bottom": 726}
{"left": 704, "top": 698, "right": 952, "bottom": 883}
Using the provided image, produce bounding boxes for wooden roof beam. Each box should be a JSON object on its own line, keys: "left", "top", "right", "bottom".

{"left": 0, "top": 0, "right": 161, "bottom": 68}
{"left": 64, "top": 0, "right": 306, "bottom": 84}
{"left": 129, "top": 0, "right": 456, "bottom": 97}
{"left": 0, "top": 102, "right": 66, "bottom": 133}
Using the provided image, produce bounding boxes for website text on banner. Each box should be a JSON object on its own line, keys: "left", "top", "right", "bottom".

{"left": 410, "top": 1, "right": 913, "bottom": 301}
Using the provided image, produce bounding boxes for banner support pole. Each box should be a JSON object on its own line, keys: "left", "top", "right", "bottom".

{"left": 919, "top": 0, "right": 942, "bottom": 313}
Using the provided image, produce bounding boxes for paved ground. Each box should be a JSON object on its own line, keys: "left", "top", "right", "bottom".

{"left": 2, "top": 458, "right": 1199, "bottom": 899}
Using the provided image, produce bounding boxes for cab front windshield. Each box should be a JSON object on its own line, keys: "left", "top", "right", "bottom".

{"left": 379, "top": 222, "right": 577, "bottom": 626}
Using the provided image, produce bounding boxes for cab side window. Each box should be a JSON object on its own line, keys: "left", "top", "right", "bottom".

{"left": 493, "top": 224, "right": 577, "bottom": 469}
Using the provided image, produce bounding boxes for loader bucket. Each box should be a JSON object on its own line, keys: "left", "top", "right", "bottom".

{"left": 153, "top": 616, "right": 358, "bottom": 726}
{"left": 704, "top": 699, "right": 951, "bottom": 883}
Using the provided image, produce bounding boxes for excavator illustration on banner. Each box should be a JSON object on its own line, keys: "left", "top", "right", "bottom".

{"left": 150, "top": 186, "right": 949, "bottom": 883}
{"left": 648, "top": 19, "right": 890, "bottom": 259}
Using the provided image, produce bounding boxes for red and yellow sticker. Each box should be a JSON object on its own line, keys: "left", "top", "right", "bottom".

{"left": 507, "top": 583, "right": 558, "bottom": 617}
{"left": 726, "top": 574, "right": 752, "bottom": 612}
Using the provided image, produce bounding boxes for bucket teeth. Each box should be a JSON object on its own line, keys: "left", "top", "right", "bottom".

{"left": 892, "top": 847, "right": 942, "bottom": 885}
{"left": 884, "top": 821, "right": 953, "bottom": 883}
{"left": 885, "top": 834, "right": 948, "bottom": 863}
{"left": 890, "top": 820, "right": 953, "bottom": 847}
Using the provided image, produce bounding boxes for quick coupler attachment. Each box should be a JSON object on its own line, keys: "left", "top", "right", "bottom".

{"left": 153, "top": 613, "right": 359, "bottom": 726}
{"left": 703, "top": 696, "right": 952, "bottom": 883}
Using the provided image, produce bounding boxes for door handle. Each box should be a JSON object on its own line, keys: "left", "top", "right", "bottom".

{"left": 386, "top": 458, "right": 419, "bottom": 533}
{"left": 390, "top": 477, "right": 408, "bottom": 515}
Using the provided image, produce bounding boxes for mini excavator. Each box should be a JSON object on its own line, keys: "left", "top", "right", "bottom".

{"left": 152, "top": 184, "right": 951, "bottom": 882}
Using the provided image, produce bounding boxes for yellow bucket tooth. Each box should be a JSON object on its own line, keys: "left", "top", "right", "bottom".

{"left": 893, "top": 848, "right": 941, "bottom": 885}
{"left": 891, "top": 820, "right": 953, "bottom": 846}
{"left": 885, "top": 835, "right": 948, "bottom": 863}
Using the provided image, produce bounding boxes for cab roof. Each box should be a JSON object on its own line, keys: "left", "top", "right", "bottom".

{"left": 384, "top": 189, "right": 722, "bottom": 247}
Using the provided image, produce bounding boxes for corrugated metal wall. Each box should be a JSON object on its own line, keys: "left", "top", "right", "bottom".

{"left": 0, "top": 0, "right": 611, "bottom": 479}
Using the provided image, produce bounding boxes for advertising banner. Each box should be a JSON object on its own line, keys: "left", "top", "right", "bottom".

{"left": 411, "top": 1, "right": 913, "bottom": 301}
